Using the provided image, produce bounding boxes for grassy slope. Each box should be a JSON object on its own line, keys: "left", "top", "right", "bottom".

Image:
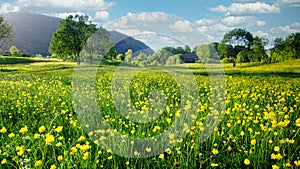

{"left": 1, "top": 56, "right": 300, "bottom": 78}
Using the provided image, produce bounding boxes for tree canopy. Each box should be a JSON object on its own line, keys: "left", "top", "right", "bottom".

{"left": 0, "top": 15, "right": 13, "bottom": 53}
{"left": 49, "top": 15, "right": 97, "bottom": 64}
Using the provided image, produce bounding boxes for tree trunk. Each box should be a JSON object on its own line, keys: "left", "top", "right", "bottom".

{"left": 233, "top": 61, "right": 236, "bottom": 67}
{"left": 77, "top": 54, "right": 81, "bottom": 64}
{"left": 90, "top": 56, "right": 93, "bottom": 64}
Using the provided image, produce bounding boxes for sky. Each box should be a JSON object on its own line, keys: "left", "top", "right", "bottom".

{"left": 1, "top": 0, "right": 300, "bottom": 50}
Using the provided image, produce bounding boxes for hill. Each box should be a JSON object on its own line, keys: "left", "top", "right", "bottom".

{"left": 2, "top": 12, "right": 154, "bottom": 56}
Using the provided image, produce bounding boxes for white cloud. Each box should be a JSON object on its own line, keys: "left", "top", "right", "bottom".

{"left": 94, "top": 11, "right": 109, "bottom": 21}
{"left": 209, "top": 2, "right": 280, "bottom": 15}
{"left": 170, "top": 20, "right": 194, "bottom": 32}
{"left": 221, "top": 16, "right": 266, "bottom": 27}
{"left": 270, "top": 22, "right": 300, "bottom": 36}
{"left": 196, "top": 18, "right": 217, "bottom": 26}
{"left": 275, "top": 0, "right": 300, "bottom": 7}
{"left": 0, "top": 3, "right": 19, "bottom": 13}
{"left": 126, "top": 12, "right": 169, "bottom": 22}
{"left": 25, "top": 0, "right": 114, "bottom": 10}
{"left": 49, "top": 12, "right": 87, "bottom": 19}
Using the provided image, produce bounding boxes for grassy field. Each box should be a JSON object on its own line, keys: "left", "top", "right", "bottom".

{"left": 0, "top": 56, "right": 299, "bottom": 168}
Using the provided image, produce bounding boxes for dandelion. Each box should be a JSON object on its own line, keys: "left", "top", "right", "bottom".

{"left": 35, "top": 160, "right": 42, "bottom": 167}
{"left": 108, "top": 155, "right": 113, "bottom": 160}
{"left": 39, "top": 125, "right": 46, "bottom": 133}
{"left": 125, "top": 161, "right": 129, "bottom": 165}
{"left": 244, "top": 158, "right": 250, "bottom": 165}
{"left": 272, "top": 165, "right": 279, "bottom": 169}
{"left": 134, "top": 151, "right": 139, "bottom": 156}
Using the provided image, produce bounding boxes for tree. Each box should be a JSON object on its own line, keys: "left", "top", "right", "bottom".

{"left": 184, "top": 45, "right": 191, "bottom": 53}
{"left": 285, "top": 32, "right": 300, "bottom": 59}
{"left": 9, "top": 46, "right": 21, "bottom": 56}
{"left": 124, "top": 49, "right": 132, "bottom": 63}
{"left": 194, "top": 44, "right": 212, "bottom": 61}
{"left": 49, "top": 15, "right": 97, "bottom": 64}
{"left": 0, "top": 15, "right": 14, "bottom": 52}
{"left": 251, "top": 36, "right": 268, "bottom": 62}
{"left": 221, "top": 28, "right": 254, "bottom": 67}
{"left": 81, "top": 27, "right": 114, "bottom": 64}
{"left": 117, "top": 53, "right": 124, "bottom": 61}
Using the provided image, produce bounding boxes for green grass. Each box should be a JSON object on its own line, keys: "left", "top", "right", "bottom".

{"left": 0, "top": 57, "right": 300, "bottom": 168}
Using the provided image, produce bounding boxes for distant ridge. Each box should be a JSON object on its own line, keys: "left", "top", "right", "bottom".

{"left": 2, "top": 12, "right": 154, "bottom": 56}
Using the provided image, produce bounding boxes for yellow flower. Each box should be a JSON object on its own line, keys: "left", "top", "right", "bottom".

{"left": 294, "top": 160, "right": 300, "bottom": 166}
{"left": 125, "top": 161, "right": 129, "bottom": 165}
{"left": 57, "top": 155, "right": 63, "bottom": 161}
{"left": 8, "top": 133, "right": 15, "bottom": 138}
{"left": 274, "top": 146, "right": 280, "bottom": 152}
{"left": 35, "top": 160, "right": 42, "bottom": 167}
{"left": 17, "top": 148, "right": 24, "bottom": 156}
{"left": 19, "top": 125, "right": 28, "bottom": 134}
{"left": 70, "top": 147, "right": 77, "bottom": 155}
{"left": 159, "top": 153, "right": 164, "bottom": 159}
{"left": 275, "top": 153, "right": 282, "bottom": 160}
{"left": 0, "top": 127, "right": 7, "bottom": 133}
{"left": 251, "top": 139, "right": 256, "bottom": 145}
{"left": 211, "top": 163, "right": 219, "bottom": 167}
{"left": 272, "top": 165, "right": 279, "bottom": 169}
{"left": 240, "top": 131, "right": 245, "bottom": 136}
{"left": 54, "top": 126, "right": 63, "bottom": 133}
{"left": 1, "top": 159, "right": 7, "bottom": 165}
{"left": 39, "top": 125, "right": 46, "bottom": 133}
{"left": 295, "top": 118, "right": 300, "bottom": 127}
{"left": 134, "top": 151, "right": 139, "bottom": 156}
{"left": 146, "top": 147, "right": 151, "bottom": 153}
{"left": 78, "top": 136, "right": 85, "bottom": 141}
{"left": 165, "top": 148, "right": 172, "bottom": 154}
{"left": 108, "top": 155, "right": 113, "bottom": 160}
{"left": 212, "top": 148, "right": 219, "bottom": 155}
{"left": 34, "top": 134, "right": 40, "bottom": 139}
{"left": 169, "top": 133, "right": 175, "bottom": 140}
{"left": 83, "top": 152, "right": 89, "bottom": 160}
{"left": 45, "top": 134, "right": 55, "bottom": 144}
{"left": 50, "top": 164, "right": 56, "bottom": 169}
{"left": 271, "top": 153, "right": 276, "bottom": 160}
{"left": 56, "top": 142, "right": 62, "bottom": 147}
{"left": 244, "top": 158, "right": 250, "bottom": 165}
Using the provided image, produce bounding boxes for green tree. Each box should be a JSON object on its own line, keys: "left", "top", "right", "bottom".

{"left": 124, "top": 49, "right": 133, "bottom": 63}
{"left": 9, "top": 46, "right": 21, "bottom": 56}
{"left": 0, "top": 15, "right": 14, "bottom": 53}
{"left": 117, "top": 53, "right": 124, "bottom": 61}
{"left": 285, "top": 32, "right": 300, "bottom": 59}
{"left": 49, "top": 15, "right": 97, "bottom": 64}
{"left": 184, "top": 45, "right": 191, "bottom": 53}
{"left": 251, "top": 36, "right": 268, "bottom": 62}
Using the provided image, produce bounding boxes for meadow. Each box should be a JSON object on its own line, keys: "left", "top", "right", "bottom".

{"left": 0, "top": 56, "right": 300, "bottom": 169}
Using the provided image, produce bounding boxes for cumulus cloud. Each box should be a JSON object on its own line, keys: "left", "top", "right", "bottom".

{"left": 270, "top": 22, "right": 300, "bottom": 36}
{"left": 221, "top": 16, "right": 266, "bottom": 27}
{"left": 126, "top": 12, "right": 169, "bottom": 22}
{"left": 195, "top": 18, "right": 218, "bottom": 26}
{"left": 0, "top": 3, "right": 19, "bottom": 13}
{"left": 209, "top": 2, "right": 280, "bottom": 15}
{"left": 275, "top": 0, "right": 300, "bottom": 7}
{"left": 94, "top": 11, "right": 109, "bottom": 21}
{"left": 170, "top": 20, "right": 194, "bottom": 32}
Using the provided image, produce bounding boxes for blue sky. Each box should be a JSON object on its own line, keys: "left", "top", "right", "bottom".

{"left": 1, "top": 0, "right": 300, "bottom": 49}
